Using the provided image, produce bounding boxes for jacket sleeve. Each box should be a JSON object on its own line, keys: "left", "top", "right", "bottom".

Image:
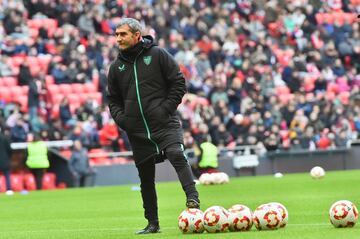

{"left": 158, "top": 48, "right": 186, "bottom": 115}
{"left": 106, "top": 62, "right": 125, "bottom": 127}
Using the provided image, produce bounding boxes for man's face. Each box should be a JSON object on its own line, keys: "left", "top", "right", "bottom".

{"left": 115, "top": 25, "right": 140, "bottom": 50}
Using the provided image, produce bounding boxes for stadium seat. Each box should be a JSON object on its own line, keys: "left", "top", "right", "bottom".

{"left": 21, "top": 85, "right": 29, "bottom": 94}
{"left": 23, "top": 174, "right": 37, "bottom": 191}
{"left": 87, "top": 92, "right": 102, "bottom": 105}
{"left": 71, "top": 83, "right": 85, "bottom": 94}
{"left": 9, "top": 55, "right": 26, "bottom": 68}
{"left": 52, "top": 94, "right": 64, "bottom": 105}
{"left": 88, "top": 148, "right": 110, "bottom": 165}
{"left": 42, "top": 173, "right": 57, "bottom": 190}
{"left": 48, "top": 84, "right": 60, "bottom": 96}
{"left": 38, "top": 56, "right": 52, "bottom": 73}
{"left": 2, "top": 76, "right": 17, "bottom": 87}
{"left": 16, "top": 95, "right": 28, "bottom": 112}
{"left": 58, "top": 84, "right": 72, "bottom": 95}
{"left": 0, "top": 175, "right": 6, "bottom": 192}
{"left": 51, "top": 104, "right": 60, "bottom": 119}
{"left": 0, "top": 89, "right": 12, "bottom": 102}
{"left": 83, "top": 83, "right": 97, "bottom": 93}
{"left": 112, "top": 157, "right": 129, "bottom": 165}
{"left": 10, "top": 174, "right": 24, "bottom": 192}
{"left": 60, "top": 149, "right": 72, "bottom": 159}
{"left": 10, "top": 86, "right": 23, "bottom": 97}
{"left": 45, "top": 75, "right": 55, "bottom": 86}
{"left": 67, "top": 93, "right": 80, "bottom": 105}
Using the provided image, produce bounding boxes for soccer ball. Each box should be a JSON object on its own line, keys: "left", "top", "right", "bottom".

{"left": 178, "top": 208, "right": 204, "bottom": 233}
{"left": 329, "top": 200, "right": 358, "bottom": 228}
{"left": 228, "top": 204, "right": 253, "bottom": 231}
{"left": 310, "top": 166, "right": 325, "bottom": 179}
{"left": 211, "top": 173, "right": 223, "bottom": 184}
{"left": 212, "top": 172, "right": 229, "bottom": 184}
{"left": 203, "top": 206, "right": 230, "bottom": 233}
{"left": 199, "top": 173, "right": 212, "bottom": 185}
{"left": 253, "top": 203, "right": 282, "bottom": 230}
{"left": 268, "top": 202, "right": 288, "bottom": 228}
{"left": 218, "top": 172, "right": 230, "bottom": 184}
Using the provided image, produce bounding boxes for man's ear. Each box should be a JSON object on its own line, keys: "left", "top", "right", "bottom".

{"left": 136, "top": 32, "right": 142, "bottom": 41}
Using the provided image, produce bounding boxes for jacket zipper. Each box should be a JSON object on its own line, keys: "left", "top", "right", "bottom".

{"left": 133, "top": 55, "right": 160, "bottom": 154}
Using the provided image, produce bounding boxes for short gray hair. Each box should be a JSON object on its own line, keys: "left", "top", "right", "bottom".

{"left": 116, "top": 18, "right": 143, "bottom": 34}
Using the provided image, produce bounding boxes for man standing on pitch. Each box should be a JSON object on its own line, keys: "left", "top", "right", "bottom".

{"left": 107, "top": 18, "right": 200, "bottom": 234}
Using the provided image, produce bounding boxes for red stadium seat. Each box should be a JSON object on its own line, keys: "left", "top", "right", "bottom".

{"left": 37, "top": 56, "right": 52, "bottom": 73}
{"left": 10, "top": 174, "right": 24, "bottom": 192}
{"left": 60, "top": 149, "right": 72, "bottom": 159}
{"left": 59, "top": 84, "right": 72, "bottom": 95}
{"left": 51, "top": 104, "right": 60, "bottom": 119}
{"left": 71, "top": 83, "right": 85, "bottom": 94}
{"left": 29, "top": 28, "right": 39, "bottom": 38}
{"left": 83, "top": 83, "right": 97, "bottom": 93}
{"left": 0, "top": 175, "right": 6, "bottom": 192}
{"left": 10, "top": 86, "right": 23, "bottom": 97}
{"left": 45, "top": 75, "right": 55, "bottom": 86}
{"left": 0, "top": 89, "right": 12, "bottom": 102}
{"left": 9, "top": 55, "right": 26, "bottom": 67}
{"left": 21, "top": 85, "right": 29, "bottom": 94}
{"left": 52, "top": 94, "right": 64, "bottom": 104}
{"left": 42, "top": 173, "right": 57, "bottom": 190}
{"left": 48, "top": 84, "right": 60, "bottom": 95}
{"left": 112, "top": 157, "right": 129, "bottom": 165}
{"left": 88, "top": 148, "right": 110, "bottom": 165}
{"left": 16, "top": 95, "right": 28, "bottom": 112}
{"left": 23, "top": 174, "right": 37, "bottom": 191}
{"left": 87, "top": 92, "right": 102, "bottom": 105}
{"left": 2, "top": 77, "right": 17, "bottom": 87}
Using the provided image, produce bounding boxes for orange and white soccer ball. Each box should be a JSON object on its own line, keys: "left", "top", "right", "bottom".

{"left": 268, "top": 202, "right": 288, "bottom": 228}
{"left": 228, "top": 204, "right": 253, "bottom": 231}
{"left": 203, "top": 206, "right": 230, "bottom": 233}
{"left": 310, "top": 166, "right": 325, "bottom": 179}
{"left": 329, "top": 200, "right": 358, "bottom": 228}
{"left": 253, "top": 203, "right": 282, "bottom": 230}
{"left": 178, "top": 208, "right": 204, "bottom": 233}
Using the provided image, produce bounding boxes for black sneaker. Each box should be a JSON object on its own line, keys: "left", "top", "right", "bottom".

{"left": 186, "top": 198, "right": 200, "bottom": 209}
{"left": 135, "top": 223, "right": 160, "bottom": 234}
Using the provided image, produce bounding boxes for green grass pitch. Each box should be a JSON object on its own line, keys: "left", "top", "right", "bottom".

{"left": 0, "top": 169, "right": 359, "bottom": 239}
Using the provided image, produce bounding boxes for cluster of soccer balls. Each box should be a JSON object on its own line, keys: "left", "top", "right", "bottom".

{"left": 178, "top": 202, "right": 288, "bottom": 234}
{"left": 198, "top": 172, "right": 230, "bottom": 185}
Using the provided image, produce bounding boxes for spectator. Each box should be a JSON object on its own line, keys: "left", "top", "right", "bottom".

{"left": 69, "top": 140, "right": 96, "bottom": 187}
{"left": 0, "top": 127, "right": 13, "bottom": 195}
{"left": 18, "top": 61, "right": 33, "bottom": 86}
{"left": 59, "top": 97, "right": 76, "bottom": 128}
{"left": 10, "top": 117, "right": 27, "bottom": 142}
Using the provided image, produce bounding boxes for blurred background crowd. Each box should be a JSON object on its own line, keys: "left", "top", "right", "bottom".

{"left": 0, "top": 0, "right": 359, "bottom": 166}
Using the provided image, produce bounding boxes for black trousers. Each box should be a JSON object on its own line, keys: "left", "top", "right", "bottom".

{"left": 136, "top": 143, "right": 199, "bottom": 223}
{"left": 30, "top": 168, "right": 45, "bottom": 190}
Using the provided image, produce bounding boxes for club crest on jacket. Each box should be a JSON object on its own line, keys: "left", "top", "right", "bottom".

{"left": 143, "top": 56, "right": 152, "bottom": 65}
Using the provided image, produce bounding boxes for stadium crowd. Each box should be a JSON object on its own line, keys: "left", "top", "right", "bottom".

{"left": 0, "top": 0, "right": 359, "bottom": 166}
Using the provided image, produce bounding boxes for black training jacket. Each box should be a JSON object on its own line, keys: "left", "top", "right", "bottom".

{"left": 107, "top": 36, "right": 186, "bottom": 165}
